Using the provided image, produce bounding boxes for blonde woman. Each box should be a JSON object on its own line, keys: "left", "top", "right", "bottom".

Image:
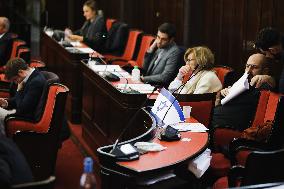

{"left": 168, "top": 46, "right": 222, "bottom": 94}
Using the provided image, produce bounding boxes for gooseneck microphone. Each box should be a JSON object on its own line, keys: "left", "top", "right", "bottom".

{"left": 109, "top": 86, "right": 158, "bottom": 160}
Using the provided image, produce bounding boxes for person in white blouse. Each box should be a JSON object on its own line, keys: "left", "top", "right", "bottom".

{"left": 168, "top": 46, "right": 222, "bottom": 94}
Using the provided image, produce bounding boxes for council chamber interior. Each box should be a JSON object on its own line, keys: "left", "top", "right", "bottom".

{"left": 0, "top": 0, "right": 284, "bottom": 189}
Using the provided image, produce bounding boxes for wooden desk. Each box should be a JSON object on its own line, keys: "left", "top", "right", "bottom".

{"left": 80, "top": 62, "right": 149, "bottom": 151}
{"left": 98, "top": 117, "right": 209, "bottom": 189}
{"left": 40, "top": 33, "right": 89, "bottom": 123}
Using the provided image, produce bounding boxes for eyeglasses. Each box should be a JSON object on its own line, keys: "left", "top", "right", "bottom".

{"left": 245, "top": 64, "right": 260, "bottom": 69}
{"left": 156, "top": 35, "right": 169, "bottom": 42}
{"left": 185, "top": 58, "right": 195, "bottom": 63}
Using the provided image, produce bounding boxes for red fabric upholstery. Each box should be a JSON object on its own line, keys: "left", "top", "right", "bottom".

{"left": 235, "top": 150, "right": 251, "bottom": 166}
{"left": 106, "top": 18, "right": 116, "bottom": 31}
{"left": 213, "top": 129, "right": 242, "bottom": 150}
{"left": 29, "top": 59, "right": 46, "bottom": 68}
{"left": 6, "top": 85, "right": 66, "bottom": 136}
{"left": 10, "top": 39, "right": 26, "bottom": 59}
{"left": 212, "top": 176, "right": 228, "bottom": 189}
{"left": 210, "top": 152, "right": 231, "bottom": 178}
{"left": 104, "top": 30, "right": 143, "bottom": 66}
{"left": 213, "top": 90, "right": 271, "bottom": 149}
{"left": 213, "top": 66, "right": 233, "bottom": 86}
{"left": 127, "top": 35, "right": 155, "bottom": 68}
{"left": 180, "top": 100, "right": 214, "bottom": 127}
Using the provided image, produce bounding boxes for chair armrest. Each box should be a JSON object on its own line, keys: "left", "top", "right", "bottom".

{"left": 5, "top": 115, "right": 41, "bottom": 137}
{"left": 228, "top": 165, "right": 245, "bottom": 187}
{"left": 11, "top": 176, "right": 55, "bottom": 189}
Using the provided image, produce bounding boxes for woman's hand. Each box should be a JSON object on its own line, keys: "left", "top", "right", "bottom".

{"left": 178, "top": 65, "right": 191, "bottom": 78}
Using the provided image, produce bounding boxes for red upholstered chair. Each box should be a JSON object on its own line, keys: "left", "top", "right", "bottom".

{"left": 104, "top": 30, "right": 143, "bottom": 66}
{"left": 177, "top": 92, "right": 216, "bottom": 127}
{"left": 106, "top": 18, "right": 117, "bottom": 31}
{"left": 5, "top": 71, "right": 69, "bottom": 181}
{"left": 127, "top": 34, "right": 155, "bottom": 68}
{"left": 17, "top": 46, "right": 31, "bottom": 63}
{"left": 210, "top": 91, "right": 283, "bottom": 179}
{"left": 10, "top": 39, "right": 26, "bottom": 59}
{"left": 213, "top": 65, "right": 234, "bottom": 88}
{"left": 212, "top": 149, "right": 284, "bottom": 189}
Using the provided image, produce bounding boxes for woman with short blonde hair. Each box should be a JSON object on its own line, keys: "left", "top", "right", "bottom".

{"left": 168, "top": 46, "right": 222, "bottom": 94}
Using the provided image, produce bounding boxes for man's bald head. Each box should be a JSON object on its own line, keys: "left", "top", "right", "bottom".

{"left": 245, "top": 53, "right": 269, "bottom": 77}
{"left": 0, "top": 17, "right": 10, "bottom": 34}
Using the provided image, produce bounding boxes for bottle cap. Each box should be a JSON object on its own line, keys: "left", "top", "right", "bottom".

{"left": 134, "top": 66, "right": 139, "bottom": 69}
{"left": 84, "top": 157, "right": 93, "bottom": 173}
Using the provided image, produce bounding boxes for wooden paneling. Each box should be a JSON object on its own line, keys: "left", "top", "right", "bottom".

{"left": 43, "top": 0, "right": 284, "bottom": 75}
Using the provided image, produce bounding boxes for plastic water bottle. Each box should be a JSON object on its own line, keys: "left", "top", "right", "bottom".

{"left": 131, "top": 66, "right": 140, "bottom": 81}
{"left": 79, "top": 157, "right": 96, "bottom": 189}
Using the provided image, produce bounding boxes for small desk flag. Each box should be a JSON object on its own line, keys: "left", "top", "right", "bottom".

{"left": 151, "top": 88, "right": 185, "bottom": 126}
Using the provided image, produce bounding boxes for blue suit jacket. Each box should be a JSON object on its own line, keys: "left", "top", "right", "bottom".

{"left": 7, "top": 69, "right": 46, "bottom": 119}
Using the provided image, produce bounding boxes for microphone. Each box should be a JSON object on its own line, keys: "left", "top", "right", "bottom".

{"left": 109, "top": 86, "right": 158, "bottom": 161}
{"left": 160, "top": 66, "right": 201, "bottom": 126}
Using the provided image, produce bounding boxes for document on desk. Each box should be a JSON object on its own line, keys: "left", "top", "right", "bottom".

{"left": 75, "top": 47, "right": 94, "bottom": 54}
{"left": 88, "top": 65, "right": 122, "bottom": 72}
{"left": 115, "top": 84, "right": 157, "bottom": 94}
{"left": 221, "top": 72, "right": 249, "bottom": 105}
{"left": 171, "top": 122, "right": 208, "bottom": 132}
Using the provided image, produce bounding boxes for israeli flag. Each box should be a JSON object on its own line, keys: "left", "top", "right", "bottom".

{"left": 151, "top": 88, "right": 185, "bottom": 126}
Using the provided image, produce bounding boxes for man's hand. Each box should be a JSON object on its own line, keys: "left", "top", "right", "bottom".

{"left": 250, "top": 75, "right": 275, "bottom": 88}
{"left": 147, "top": 40, "right": 158, "bottom": 53}
{"left": 220, "top": 86, "right": 231, "bottom": 97}
{"left": 0, "top": 98, "right": 8, "bottom": 108}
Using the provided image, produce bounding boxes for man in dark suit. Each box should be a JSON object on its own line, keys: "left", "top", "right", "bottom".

{"left": 0, "top": 58, "right": 46, "bottom": 135}
{"left": 0, "top": 17, "right": 13, "bottom": 67}
{"left": 141, "top": 23, "right": 183, "bottom": 87}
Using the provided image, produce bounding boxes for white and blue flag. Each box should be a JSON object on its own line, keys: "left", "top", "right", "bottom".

{"left": 151, "top": 88, "right": 185, "bottom": 126}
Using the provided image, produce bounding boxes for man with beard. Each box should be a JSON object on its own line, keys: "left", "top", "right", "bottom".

{"left": 253, "top": 27, "right": 284, "bottom": 93}
{"left": 140, "top": 23, "right": 183, "bottom": 87}
{"left": 211, "top": 53, "right": 272, "bottom": 131}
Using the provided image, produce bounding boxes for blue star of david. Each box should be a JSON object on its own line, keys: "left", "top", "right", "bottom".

{"left": 157, "top": 101, "right": 168, "bottom": 111}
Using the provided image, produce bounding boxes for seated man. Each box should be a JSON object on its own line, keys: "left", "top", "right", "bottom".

{"left": 140, "top": 23, "right": 183, "bottom": 87}
{"left": 0, "top": 17, "right": 13, "bottom": 67}
{"left": 0, "top": 58, "right": 46, "bottom": 135}
{"left": 253, "top": 27, "right": 284, "bottom": 93}
{"left": 211, "top": 53, "right": 272, "bottom": 131}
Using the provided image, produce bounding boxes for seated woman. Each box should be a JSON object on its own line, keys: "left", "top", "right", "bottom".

{"left": 65, "top": 0, "right": 107, "bottom": 52}
{"left": 168, "top": 46, "right": 222, "bottom": 94}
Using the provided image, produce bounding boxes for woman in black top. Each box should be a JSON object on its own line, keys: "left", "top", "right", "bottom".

{"left": 66, "top": 0, "right": 107, "bottom": 52}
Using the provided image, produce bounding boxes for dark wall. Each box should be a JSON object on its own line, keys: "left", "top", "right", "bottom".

{"left": 42, "top": 0, "right": 284, "bottom": 74}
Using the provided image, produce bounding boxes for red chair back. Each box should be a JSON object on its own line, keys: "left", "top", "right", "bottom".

{"left": 106, "top": 18, "right": 117, "bottom": 31}
{"left": 129, "top": 34, "right": 155, "bottom": 68}
{"left": 213, "top": 65, "right": 234, "bottom": 87}
{"left": 10, "top": 39, "right": 26, "bottom": 59}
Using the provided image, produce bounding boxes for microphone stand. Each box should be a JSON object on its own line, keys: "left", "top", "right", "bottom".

{"left": 110, "top": 86, "right": 158, "bottom": 156}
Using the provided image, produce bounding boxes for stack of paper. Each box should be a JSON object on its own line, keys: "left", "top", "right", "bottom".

{"left": 116, "top": 84, "right": 157, "bottom": 94}
{"left": 188, "top": 148, "right": 212, "bottom": 178}
{"left": 221, "top": 72, "right": 249, "bottom": 105}
{"left": 88, "top": 65, "right": 122, "bottom": 72}
{"left": 170, "top": 122, "right": 208, "bottom": 132}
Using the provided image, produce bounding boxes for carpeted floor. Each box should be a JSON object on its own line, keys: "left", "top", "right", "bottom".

{"left": 54, "top": 124, "right": 101, "bottom": 189}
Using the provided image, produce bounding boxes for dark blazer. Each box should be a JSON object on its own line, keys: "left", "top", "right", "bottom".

{"left": 75, "top": 15, "right": 107, "bottom": 52}
{"left": 0, "top": 33, "right": 13, "bottom": 66}
{"left": 142, "top": 42, "right": 182, "bottom": 87}
{"left": 0, "top": 136, "right": 33, "bottom": 187}
{"left": 7, "top": 69, "right": 46, "bottom": 119}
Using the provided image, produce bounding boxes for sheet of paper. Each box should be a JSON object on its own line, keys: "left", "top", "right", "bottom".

{"left": 221, "top": 72, "right": 249, "bottom": 105}
{"left": 75, "top": 47, "right": 94, "bottom": 53}
{"left": 170, "top": 122, "right": 208, "bottom": 132}
{"left": 88, "top": 65, "right": 122, "bottom": 72}
{"left": 115, "top": 84, "right": 157, "bottom": 93}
